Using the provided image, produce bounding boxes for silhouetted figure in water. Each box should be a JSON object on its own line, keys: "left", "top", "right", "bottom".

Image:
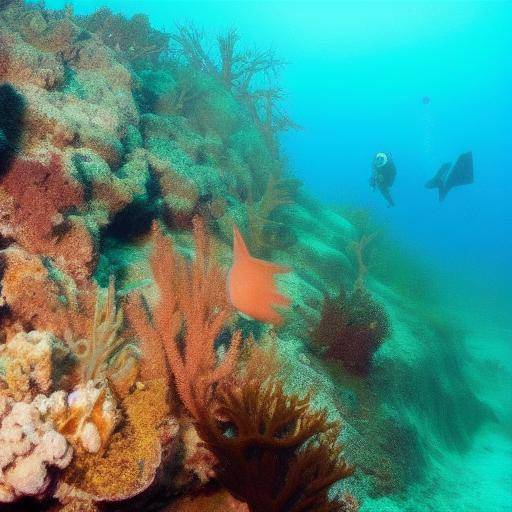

{"left": 370, "top": 152, "right": 396, "bottom": 207}
{"left": 425, "top": 151, "right": 474, "bottom": 201}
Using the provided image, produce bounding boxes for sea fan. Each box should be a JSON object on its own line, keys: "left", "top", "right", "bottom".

{"left": 313, "top": 287, "right": 391, "bottom": 376}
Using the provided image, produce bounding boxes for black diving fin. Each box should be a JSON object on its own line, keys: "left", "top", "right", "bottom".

{"left": 425, "top": 152, "right": 474, "bottom": 201}
{"left": 425, "top": 162, "right": 451, "bottom": 201}
{"left": 444, "top": 151, "right": 473, "bottom": 196}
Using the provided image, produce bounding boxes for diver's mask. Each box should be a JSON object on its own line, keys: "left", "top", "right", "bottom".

{"left": 374, "top": 152, "right": 388, "bottom": 168}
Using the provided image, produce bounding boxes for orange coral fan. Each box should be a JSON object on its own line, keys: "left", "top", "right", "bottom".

{"left": 196, "top": 374, "right": 353, "bottom": 512}
{"left": 127, "top": 217, "right": 242, "bottom": 420}
{"left": 228, "top": 225, "right": 290, "bottom": 326}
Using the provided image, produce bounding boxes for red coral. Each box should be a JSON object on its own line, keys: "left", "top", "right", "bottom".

{"left": 0, "top": 154, "right": 95, "bottom": 282}
{"left": 313, "top": 287, "right": 391, "bottom": 376}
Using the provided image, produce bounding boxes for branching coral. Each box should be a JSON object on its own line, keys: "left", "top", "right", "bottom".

{"left": 171, "top": 24, "right": 298, "bottom": 148}
{"left": 79, "top": 8, "right": 170, "bottom": 66}
{"left": 127, "top": 216, "right": 242, "bottom": 420}
{"left": 171, "top": 25, "right": 283, "bottom": 93}
{"left": 247, "top": 174, "right": 301, "bottom": 257}
{"left": 195, "top": 372, "right": 354, "bottom": 512}
{"left": 313, "top": 287, "right": 391, "bottom": 376}
{"left": 69, "top": 278, "right": 137, "bottom": 386}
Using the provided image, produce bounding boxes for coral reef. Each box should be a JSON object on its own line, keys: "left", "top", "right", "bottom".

{"left": 0, "top": 1, "right": 489, "bottom": 511}
{"left": 0, "top": 1, "right": 361, "bottom": 506}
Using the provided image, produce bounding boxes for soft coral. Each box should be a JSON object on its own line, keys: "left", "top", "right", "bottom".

{"left": 313, "top": 287, "right": 391, "bottom": 376}
{"left": 196, "top": 372, "right": 354, "bottom": 512}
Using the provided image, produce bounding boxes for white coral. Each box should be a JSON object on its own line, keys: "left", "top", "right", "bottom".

{"left": 0, "top": 330, "right": 66, "bottom": 401}
{"left": 0, "top": 395, "right": 73, "bottom": 503}
{"left": 62, "top": 380, "right": 120, "bottom": 454}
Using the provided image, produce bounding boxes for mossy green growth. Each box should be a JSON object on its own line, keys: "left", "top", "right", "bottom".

{"left": 122, "top": 124, "right": 144, "bottom": 153}
{"left": 71, "top": 150, "right": 112, "bottom": 191}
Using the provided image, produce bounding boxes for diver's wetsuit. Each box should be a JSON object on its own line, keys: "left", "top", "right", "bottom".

{"left": 370, "top": 153, "right": 396, "bottom": 207}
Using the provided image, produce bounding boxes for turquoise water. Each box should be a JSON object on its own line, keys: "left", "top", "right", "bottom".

{"left": 39, "top": 1, "right": 512, "bottom": 510}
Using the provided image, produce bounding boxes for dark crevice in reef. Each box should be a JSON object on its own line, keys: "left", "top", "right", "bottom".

{"left": 103, "top": 168, "right": 163, "bottom": 242}
{"left": 94, "top": 169, "right": 163, "bottom": 288}
{"left": 0, "top": 83, "right": 26, "bottom": 174}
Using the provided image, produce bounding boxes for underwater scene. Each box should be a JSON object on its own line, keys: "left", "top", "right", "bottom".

{"left": 0, "top": 0, "right": 510, "bottom": 511}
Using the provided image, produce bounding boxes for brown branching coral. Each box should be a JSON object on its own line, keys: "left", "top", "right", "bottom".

{"left": 127, "top": 217, "right": 242, "bottom": 420}
{"left": 241, "top": 86, "right": 302, "bottom": 155}
{"left": 313, "top": 287, "right": 391, "bottom": 376}
{"left": 171, "top": 25, "right": 283, "bottom": 94}
{"left": 349, "top": 232, "right": 378, "bottom": 291}
{"left": 79, "top": 8, "right": 170, "bottom": 66}
{"left": 171, "top": 24, "right": 298, "bottom": 148}
{"left": 195, "top": 372, "right": 354, "bottom": 512}
{"left": 247, "top": 175, "right": 301, "bottom": 257}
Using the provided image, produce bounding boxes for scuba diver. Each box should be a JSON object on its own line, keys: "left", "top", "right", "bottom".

{"left": 425, "top": 151, "right": 474, "bottom": 201}
{"left": 370, "top": 152, "right": 396, "bottom": 207}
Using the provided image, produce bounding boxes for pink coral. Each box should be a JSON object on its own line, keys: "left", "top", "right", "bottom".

{"left": 0, "top": 154, "right": 96, "bottom": 282}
